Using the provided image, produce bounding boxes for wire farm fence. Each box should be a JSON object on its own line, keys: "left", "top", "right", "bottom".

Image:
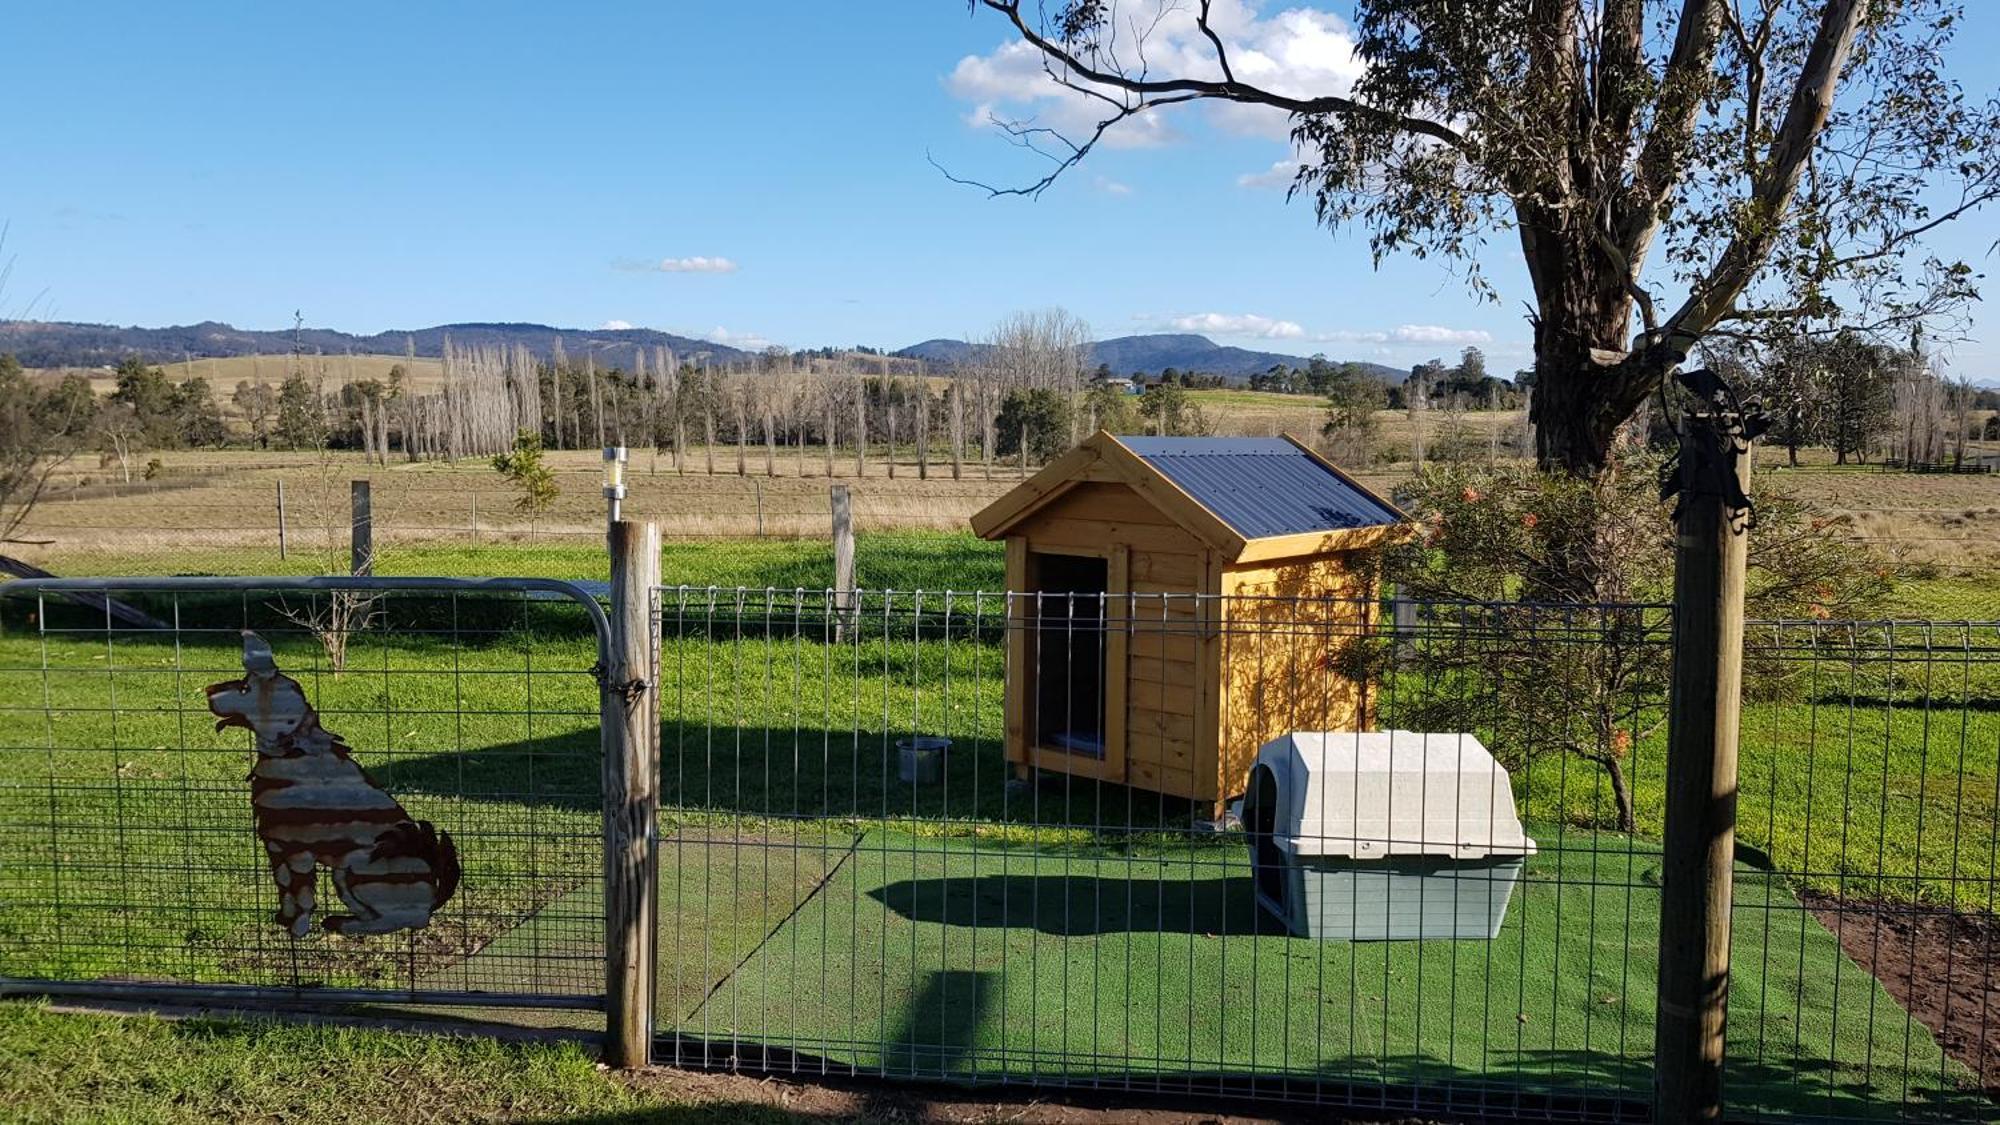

{"left": 649, "top": 586, "right": 1999, "bottom": 1123}
{"left": 10, "top": 469, "right": 1017, "bottom": 581}
{"left": 0, "top": 577, "right": 613, "bottom": 1013}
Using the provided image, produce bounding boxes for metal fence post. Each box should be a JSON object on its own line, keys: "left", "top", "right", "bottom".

{"left": 276, "top": 480, "right": 288, "bottom": 560}
{"left": 1655, "top": 409, "right": 1751, "bottom": 1123}
{"left": 604, "top": 519, "right": 660, "bottom": 1068}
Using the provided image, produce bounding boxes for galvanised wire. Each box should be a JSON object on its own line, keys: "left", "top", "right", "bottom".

{"left": 648, "top": 585, "right": 1998, "bottom": 1123}
{"left": 0, "top": 576, "right": 612, "bottom": 1013}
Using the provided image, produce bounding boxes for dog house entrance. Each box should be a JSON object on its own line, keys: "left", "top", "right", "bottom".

{"left": 1030, "top": 552, "right": 1108, "bottom": 759}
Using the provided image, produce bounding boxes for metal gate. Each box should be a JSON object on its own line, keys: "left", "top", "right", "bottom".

{"left": 0, "top": 576, "right": 619, "bottom": 1015}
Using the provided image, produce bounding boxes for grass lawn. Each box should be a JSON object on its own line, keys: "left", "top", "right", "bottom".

{"left": 0, "top": 999, "right": 823, "bottom": 1124}
{"left": 633, "top": 827, "right": 1978, "bottom": 1121}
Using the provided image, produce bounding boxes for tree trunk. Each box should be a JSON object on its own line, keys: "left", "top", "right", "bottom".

{"left": 1590, "top": 751, "right": 1638, "bottom": 835}
{"left": 1519, "top": 206, "right": 1664, "bottom": 480}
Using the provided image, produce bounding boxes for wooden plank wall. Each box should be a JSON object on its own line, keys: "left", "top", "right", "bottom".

{"left": 1122, "top": 544, "right": 1206, "bottom": 800}
{"left": 1007, "top": 481, "right": 1213, "bottom": 802}
{"left": 1216, "top": 554, "right": 1374, "bottom": 802}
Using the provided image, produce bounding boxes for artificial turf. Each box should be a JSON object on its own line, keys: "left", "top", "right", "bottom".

{"left": 641, "top": 826, "right": 1981, "bottom": 1122}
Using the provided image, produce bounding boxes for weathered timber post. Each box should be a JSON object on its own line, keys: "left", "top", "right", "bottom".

{"left": 349, "top": 480, "right": 372, "bottom": 576}
{"left": 831, "top": 483, "right": 855, "bottom": 640}
{"left": 604, "top": 519, "right": 660, "bottom": 1068}
{"left": 276, "top": 480, "right": 288, "bottom": 561}
{"left": 1655, "top": 407, "right": 1752, "bottom": 1124}
{"left": 1392, "top": 595, "right": 1417, "bottom": 659}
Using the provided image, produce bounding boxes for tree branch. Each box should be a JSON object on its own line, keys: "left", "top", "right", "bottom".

{"left": 1661, "top": 0, "right": 1867, "bottom": 353}
{"left": 1613, "top": 0, "right": 1726, "bottom": 255}
{"left": 973, "top": 0, "right": 1466, "bottom": 148}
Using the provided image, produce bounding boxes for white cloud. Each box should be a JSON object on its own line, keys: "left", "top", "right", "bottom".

{"left": 1136, "top": 311, "right": 1494, "bottom": 348}
{"left": 1092, "top": 175, "right": 1134, "bottom": 196}
{"left": 599, "top": 319, "right": 635, "bottom": 331}
{"left": 694, "top": 325, "right": 777, "bottom": 350}
{"left": 614, "top": 255, "right": 739, "bottom": 274}
{"left": 1386, "top": 324, "right": 1492, "bottom": 345}
{"left": 948, "top": 2, "right": 1363, "bottom": 151}
{"left": 1166, "top": 312, "right": 1305, "bottom": 339}
{"left": 1306, "top": 325, "right": 1493, "bottom": 346}
{"left": 1237, "top": 158, "right": 1300, "bottom": 190}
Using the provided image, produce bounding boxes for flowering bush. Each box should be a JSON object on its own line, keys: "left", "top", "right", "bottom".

{"left": 1351, "top": 454, "right": 1892, "bottom": 833}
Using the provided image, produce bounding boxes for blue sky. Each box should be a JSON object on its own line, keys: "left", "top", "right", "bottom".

{"left": 4, "top": 1, "right": 1998, "bottom": 375}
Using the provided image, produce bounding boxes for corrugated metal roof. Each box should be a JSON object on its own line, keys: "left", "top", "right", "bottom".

{"left": 1118, "top": 436, "right": 1401, "bottom": 540}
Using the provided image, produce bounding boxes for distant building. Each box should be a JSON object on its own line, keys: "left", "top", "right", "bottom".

{"left": 1092, "top": 374, "right": 1141, "bottom": 395}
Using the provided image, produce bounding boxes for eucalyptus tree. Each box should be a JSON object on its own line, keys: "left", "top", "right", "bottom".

{"left": 962, "top": 0, "right": 2000, "bottom": 477}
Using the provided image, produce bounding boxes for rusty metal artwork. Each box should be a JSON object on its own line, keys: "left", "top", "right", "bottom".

{"left": 206, "top": 630, "right": 460, "bottom": 937}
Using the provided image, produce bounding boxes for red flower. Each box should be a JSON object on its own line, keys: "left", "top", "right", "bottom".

{"left": 1521, "top": 512, "right": 1540, "bottom": 529}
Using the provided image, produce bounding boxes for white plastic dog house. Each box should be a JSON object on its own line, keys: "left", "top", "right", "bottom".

{"left": 1243, "top": 731, "right": 1536, "bottom": 941}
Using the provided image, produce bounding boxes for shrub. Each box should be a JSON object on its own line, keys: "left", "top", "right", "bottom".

{"left": 1360, "top": 454, "right": 1892, "bottom": 833}
{"left": 491, "top": 429, "right": 560, "bottom": 517}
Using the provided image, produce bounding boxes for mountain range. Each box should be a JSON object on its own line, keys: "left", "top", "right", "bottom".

{"left": 897, "top": 333, "right": 1407, "bottom": 382}
{"left": 1, "top": 319, "right": 1407, "bottom": 383}
{"left": 0, "top": 319, "right": 750, "bottom": 370}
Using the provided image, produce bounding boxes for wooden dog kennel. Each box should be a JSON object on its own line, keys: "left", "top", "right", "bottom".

{"left": 970, "top": 433, "right": 1412, "bottom": 819}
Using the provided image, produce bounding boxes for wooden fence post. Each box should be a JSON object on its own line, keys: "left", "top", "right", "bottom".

{"left": 276, "top": 480, "right": 288, "bottom": 561}
{"left": 1655, "top": 409, "right": 1751, "bottom": 1123}
{"left": 349, "top": 480, "right": 372, "bottom": 576}
{"left": 1392, "top": 595, "right": 1417, "bottom": 659}
{"left": 831, "top": 484, "right": 855, "bottom": 639}
{"left": 604, "top": 519, "right": 660, "bottom": 1068}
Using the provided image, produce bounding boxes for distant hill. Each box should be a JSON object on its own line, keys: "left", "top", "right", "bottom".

{"left": 895, "top": 332, "right": 1406, "bottom": 384}
{"left": 3, "top": 318, "right": 1415, "bottom": 386}
{"left": 0, "top": 319, "right": 750, "bottom": 370}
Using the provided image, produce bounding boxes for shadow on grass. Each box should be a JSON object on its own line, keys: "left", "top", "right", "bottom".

{"left": 378, "top": 719, "right": 1215, "bottom": 837}
{"left": 867, "top": 874, "right": 1276, "bottom": 936}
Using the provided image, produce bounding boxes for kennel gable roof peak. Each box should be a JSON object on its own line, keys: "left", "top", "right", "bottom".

{"left": 970, "top": 431, "right": 1407, "bottom": 561}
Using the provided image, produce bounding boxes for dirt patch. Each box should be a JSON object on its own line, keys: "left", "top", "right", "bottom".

{"left": 1807, "top": 894, "right": 2000, "bottom": 1097}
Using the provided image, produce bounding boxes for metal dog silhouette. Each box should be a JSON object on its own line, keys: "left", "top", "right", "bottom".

{"left": 206, "top": 631, "right": 460, "bottom": 937}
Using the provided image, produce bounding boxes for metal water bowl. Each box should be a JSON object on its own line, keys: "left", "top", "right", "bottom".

{"left": 896, "top": 736, "right": 952, "bottom": 784}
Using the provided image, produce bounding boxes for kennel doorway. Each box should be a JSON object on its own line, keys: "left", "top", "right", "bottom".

{"left": 1028, "top": 551, "right": 1110, "bottom": 760}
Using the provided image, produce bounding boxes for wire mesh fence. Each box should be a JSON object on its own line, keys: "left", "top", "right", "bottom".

{"left": 9, "top": 466, "right": 1018, "bottom": 581}
{"left": 649, "top": 586, "right": 1998, "bottom": 1122}
{"left": 0, "top": 577, "right": 611, "bottom": 1011}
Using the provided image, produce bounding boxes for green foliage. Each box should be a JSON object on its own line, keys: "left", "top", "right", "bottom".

{"left": 274, "top": 375, "right": 325, "bottom": 450}
{"left": 172, "top": 377, "right": 228, "bottom": 448}
{"left": 232, "top": 379, "right": 277, "bottom": 448}
{"left": 106, "top": 360, "right": 230, "bottom": 449}
{"left": 1137, "top": 383, "right": 1211, "bottom": 436}
{"left": 1081, "top": 380, "right": 1138, "bottom": 434}
{"left": 1321, "top": 363, "right": 1387, "bottom": 436}
{"left": 1368, "top": 456, "right": 1895, "bottom": 832}
{"left": 109, "top": 357, "right": 180, "bottom": 447}
{"left": 992, "top": 387, "right": 1073, "bottom": 461}
{"left": 1, "top": 359, "right": 94, "bottom": 540}
{"left": 491, "top": 428, "right": 560, "bottom": 516}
